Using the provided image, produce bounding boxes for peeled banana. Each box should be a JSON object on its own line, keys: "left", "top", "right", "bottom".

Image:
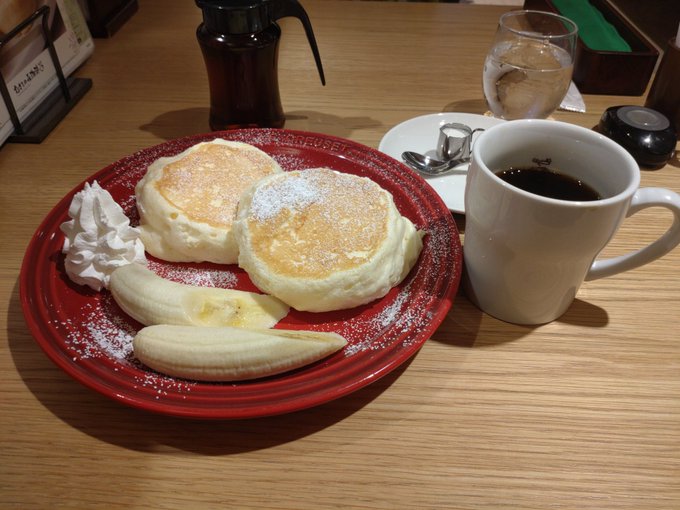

{"left": 133, "top": 325, "right": 348, "bottom": 381}
{"left": 109, "top": 263, "right": 289, "bottom": 329}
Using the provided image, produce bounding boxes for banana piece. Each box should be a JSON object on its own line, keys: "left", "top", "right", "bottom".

{"left": 110, "top": 263, "right": 289, "bottom": 329}
{"left": 133, "top": 325, "right": 348, "bottom": 381}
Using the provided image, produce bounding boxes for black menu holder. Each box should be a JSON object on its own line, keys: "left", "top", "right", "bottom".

{"left": 0, "top": 5, "right": 92, "bottom": 144}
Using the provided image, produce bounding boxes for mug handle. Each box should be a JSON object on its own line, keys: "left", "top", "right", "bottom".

{"left": 586, "top": 187, "right": 680, "bottom": 281}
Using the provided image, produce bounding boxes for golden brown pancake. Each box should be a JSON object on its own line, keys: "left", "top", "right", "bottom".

{"left": 135, "top": 139, "right": 282, "bottom": 264}
{"left": 234, "top": 168, "right": 423, "bottom": 312}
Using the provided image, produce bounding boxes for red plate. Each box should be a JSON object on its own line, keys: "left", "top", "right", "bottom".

{"left": 20, "top": 129, "right": 461, "bottom": 419}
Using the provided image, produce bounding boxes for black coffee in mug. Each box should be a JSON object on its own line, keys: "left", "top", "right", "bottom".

{"left": 495, "top": 165, "right": 602, "bottom": 201}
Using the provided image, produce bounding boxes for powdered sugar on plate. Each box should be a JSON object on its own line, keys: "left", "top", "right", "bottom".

{"left": 147, "top": 259, "right": 238, "bottom": 288}
{"left": 57, "top": 294, "right": 136, "bottom": 363}
{"left": 249, "top": 171, "right": 320, "bottom": 222}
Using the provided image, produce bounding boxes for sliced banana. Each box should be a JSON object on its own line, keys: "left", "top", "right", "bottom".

{"left": 133, "top": 325, "right": 347, "bottom": 381}
{"left": 109, "top": 263, "right": 289, "bottom": 329}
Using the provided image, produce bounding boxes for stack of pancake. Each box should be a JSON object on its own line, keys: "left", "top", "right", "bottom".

{"left": 136, "top": 139, "right": 423, "bottom": 312}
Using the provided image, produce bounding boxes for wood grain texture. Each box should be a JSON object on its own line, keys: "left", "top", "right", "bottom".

{"left": 1, "top": 1, "right": 679, "bottom": 509}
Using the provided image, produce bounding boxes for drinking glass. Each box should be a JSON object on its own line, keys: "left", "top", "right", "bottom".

{"left": 482, "top": 10, "right": 578, "bottom": 120}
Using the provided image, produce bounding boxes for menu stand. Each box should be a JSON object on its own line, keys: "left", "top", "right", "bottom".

{"left": 0, "top": 6, "right": 92, "bottom": 144}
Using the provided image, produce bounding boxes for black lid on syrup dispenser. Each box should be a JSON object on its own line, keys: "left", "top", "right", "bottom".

{"left": 196, "top": 0, "right": 325, "bottom": 84}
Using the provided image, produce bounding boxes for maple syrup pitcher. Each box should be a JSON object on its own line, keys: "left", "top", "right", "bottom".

{"left": 463, "top": 119, "right": 680, "bottom": 325}
{"left": 195, "top": 0, "right": 325, "bottom": 130}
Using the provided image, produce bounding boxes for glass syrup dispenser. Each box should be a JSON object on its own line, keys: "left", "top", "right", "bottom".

{"left": 196, "top": 0, "right": 325, "bottom": 130}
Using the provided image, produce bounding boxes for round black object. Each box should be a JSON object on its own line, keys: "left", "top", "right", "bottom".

{"left": 598, "top": 105, "right": 677, "bottom": 168}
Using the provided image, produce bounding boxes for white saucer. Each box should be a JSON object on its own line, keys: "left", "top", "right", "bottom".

{"left": 379, "top": 113, "right": 505, "bottom": 214}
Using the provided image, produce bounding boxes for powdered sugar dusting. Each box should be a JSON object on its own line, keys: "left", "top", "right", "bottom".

{"left": 147, "top": 259, "right": 238, "bottom": 288}
{"left": 58, "top": 294, "right": 136, "bottom": 362}
{"left": 372, "top": 290, "right": 410, "bottom": 330}
{"left": 272, "top": 154, "right": 309, "bottom": 171}
{"left": 133, "top": 372, "right": 196, "bottom": 400}
{"left": 250, "top": 171, "right": 319, "bottom": 222}
{"left": 340, "top": 279, "right": 437, "bottom": 356}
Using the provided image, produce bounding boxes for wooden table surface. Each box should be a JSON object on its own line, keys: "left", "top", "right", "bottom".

{"left": 2, "top": 1, "right": 679, "bottom": 508}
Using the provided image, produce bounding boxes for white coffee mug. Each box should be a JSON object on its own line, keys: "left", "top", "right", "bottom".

{"left": 463, "top": 119, "right": 680, "bottom": 325}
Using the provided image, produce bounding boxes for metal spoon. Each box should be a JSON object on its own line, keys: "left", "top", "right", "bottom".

{"left": 401, "top": 151, "right": 469, "bottom": 176}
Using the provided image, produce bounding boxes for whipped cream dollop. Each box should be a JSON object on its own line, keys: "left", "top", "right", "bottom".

{"left": 60, "top": 181, "right": 147, "bottom": 291}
